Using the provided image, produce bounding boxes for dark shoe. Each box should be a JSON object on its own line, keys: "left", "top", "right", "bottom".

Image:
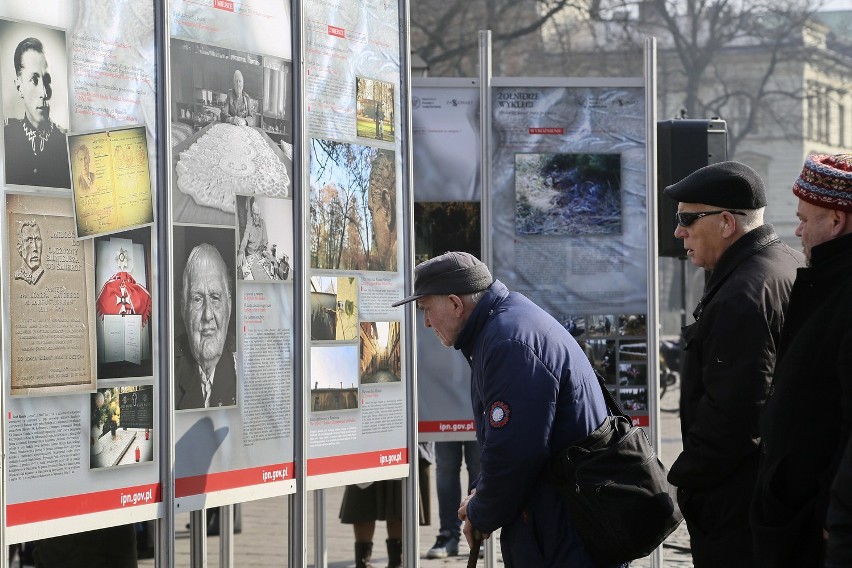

{"left": 355, "top": 541, "right": 373, "bottom": 568}
{"left": 386, "top": 538, "right": 402, "bottom": 568}
{"left": 426, "top": 533, "right": 459, "bottom": 559}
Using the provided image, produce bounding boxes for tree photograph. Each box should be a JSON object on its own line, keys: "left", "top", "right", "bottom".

{"left": 309, "top": 139, "right": 397, "bottom": 271}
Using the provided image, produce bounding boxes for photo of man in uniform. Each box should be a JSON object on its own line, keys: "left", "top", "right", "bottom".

{"left": 175, "top": 243, "right": 236, "bottom": 410}
{"left": 74, "top": 143, "right": 96, "bottom": 193}
{"left": 2, "top": 30, "right": 70, "bottom": 189}
{"left": 14, "top": 220, "right": 43, "bottom": 286}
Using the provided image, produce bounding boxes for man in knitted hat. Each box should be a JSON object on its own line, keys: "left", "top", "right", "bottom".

{"left": 663, "top": 161, "right": 804, "bottom": 566}
{"left": 752, "top": 154, "right": 852, "bottom": 566}
{"left": 393, "top": 252, "right": 623, "bottom": 567}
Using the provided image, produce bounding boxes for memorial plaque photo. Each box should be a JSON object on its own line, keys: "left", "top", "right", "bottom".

{"left": 7, "top": 193, "right": 96, "bottom": 396}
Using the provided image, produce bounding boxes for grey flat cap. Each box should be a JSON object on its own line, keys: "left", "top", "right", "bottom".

{"left": 391, "top": 251, "right": 492, "bottom": 307}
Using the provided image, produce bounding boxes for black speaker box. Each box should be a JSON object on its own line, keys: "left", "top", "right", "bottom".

{"left": 657, "top": 119, "right": 728, "bottom": 257}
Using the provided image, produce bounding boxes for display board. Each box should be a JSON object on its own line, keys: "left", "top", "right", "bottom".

{"left": 411, "top": 80, "right": 480, "bottom": 441}
{"left": 304, "top": 0, "right": 408, "bottom": 489}
{"left": 490, "top": 80, "right": 652, "bottom": 427}
{"left": 168, "top": 0, "right": 296, "bottom": 511}
{"left": 0, "top": 0, "right": 415, "bottom": 556}
{"left": 0, "top": 1, "right": 160, "bottom": 542}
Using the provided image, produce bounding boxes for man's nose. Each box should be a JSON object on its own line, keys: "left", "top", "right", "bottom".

{"left": 423, "top": 315, "right": 432, "bottom": 328}
{"left": 673, "top": 225, "right": 687, "bottom": 239}
{"left": 200, "top": 298, "right": 214, "bottom": 320}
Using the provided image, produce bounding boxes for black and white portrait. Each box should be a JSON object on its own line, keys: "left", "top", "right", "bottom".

{"left": 0, "top": 20, "right": 70, "bottom": 188}
{"left": 235, "top": 194, "right": 292, "bottom": 282}
{"left": 173, "top": 226, "right": 237, "bottom": 411}
{"left": 13, "top": 219, "right": 43, "bottom": 286}
{"left": 169, "top": 39, "right": 293, "bottom": 226}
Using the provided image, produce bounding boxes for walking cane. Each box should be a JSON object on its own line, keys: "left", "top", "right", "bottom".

{"left": 467, "top": 530, "right": 483, "bottom": 568}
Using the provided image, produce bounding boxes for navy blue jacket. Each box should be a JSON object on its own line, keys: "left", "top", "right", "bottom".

{"left": 455, "top": 280, "right": 609, "bottom": 567}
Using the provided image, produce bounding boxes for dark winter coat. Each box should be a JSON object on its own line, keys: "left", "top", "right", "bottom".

{"left": 826, "top": 434, "right": 852, "bottom": 567}
{"left": 456, "top": 280, "right": 611, "bottom": 567}
{"left": 752, "top": 231, "right": 852, "bottom": 567}
{"left": 667, "top": 224, "right": 803, "bottom": 566}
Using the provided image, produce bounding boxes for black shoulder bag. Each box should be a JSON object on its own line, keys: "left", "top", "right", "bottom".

{"left": 549, "top": 372, "right": 683, "bottom": 564}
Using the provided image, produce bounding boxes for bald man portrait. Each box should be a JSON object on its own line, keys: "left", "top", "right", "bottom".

{"left": 221, "top": 69, "right": 254, "bottom": 127}
{"left": 175, "top": 243, "right": 236, "bottom": 410}
{"left": 13, "top": 220, "right": 44, "bottom": 286}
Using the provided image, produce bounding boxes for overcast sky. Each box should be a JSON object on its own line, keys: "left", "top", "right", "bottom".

{"left": 822, "top": 0, "right": 852, "bottom": 10}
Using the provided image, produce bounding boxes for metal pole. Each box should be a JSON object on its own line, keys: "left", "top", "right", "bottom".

{"left": 155, "top": 1, "right": 176, "bottom": 566}
{"left": 291, "top": 0, "right": 308, "bottom": 565}
{"left": 477, "top": 29, "right": 496, "bottom": 568}
{"left": 312, "top": 491, "right": 326, "bottom": 568}
{"left": 399, "top": 1, "right": 419, "bottom": 566}
{"left": 190, "top": 509, "right": 207, "bottom": 568}
{"left": 644, "top": 36, "right": 664, "bottom": 568}
{"left": 219, "top": 504, "right": 233, "bottom": 567}
{"left": 479, "top": 30, "right": 492, "bottom": 270}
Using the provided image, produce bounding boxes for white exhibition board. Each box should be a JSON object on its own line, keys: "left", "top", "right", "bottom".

{"left": 304, "top": 0, "right": 410, "bottom": 490}
{"left": 1, "top": 0, "right": 160, "bottom": 542}
{"left": 168, "top": 0, "right": 297, "bottom": 511}
{"left": 411, "top": 80, "right": 481, "bottom": 441}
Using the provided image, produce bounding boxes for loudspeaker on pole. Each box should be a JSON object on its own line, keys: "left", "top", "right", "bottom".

{"left": 657, "top": 119, "right": 728, "bottom": 257}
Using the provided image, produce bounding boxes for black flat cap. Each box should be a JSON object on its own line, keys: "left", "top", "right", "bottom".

{"left": 391, "top": 251, "right": 493, "bottom": 307}
{"left": 664, "top": 161, "right": 766, "bottom": 209}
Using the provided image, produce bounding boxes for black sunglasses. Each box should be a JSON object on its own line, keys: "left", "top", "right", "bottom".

{"left": 675, "top": 210, "right": 746, "bottom": 227}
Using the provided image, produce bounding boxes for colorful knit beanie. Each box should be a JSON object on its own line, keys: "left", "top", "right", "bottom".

{"left": 792, "top": 154, "right": 852, "bottom": 212}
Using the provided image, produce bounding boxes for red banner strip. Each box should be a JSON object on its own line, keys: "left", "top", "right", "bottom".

{"left": 630, "top": 414, "right": 650, "bottom": 427}
{"left": 176, "top": 462, "right": 294, "bottom": 498}
{"left": 7, "top": 483, "right": 161, "bottom": 526}
{"left": 307, "top": 448, "right": 408, "bottom": 476}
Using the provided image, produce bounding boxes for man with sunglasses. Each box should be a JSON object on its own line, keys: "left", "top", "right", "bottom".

{"left": 751, "top": 154, "right": 852, "bottom": 567}
{"left": 663, "top": 161, "right": 804, "bottom": 566}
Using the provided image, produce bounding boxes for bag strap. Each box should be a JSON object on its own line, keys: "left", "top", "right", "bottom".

{"left": 592, "top": 369, "right": 631, "bottom": 421}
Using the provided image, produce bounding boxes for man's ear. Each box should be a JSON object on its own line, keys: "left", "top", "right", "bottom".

{"left": 720, "top": 211, "right": 737, "bottom": 238}
{"left": 448, "top": 294, "right": 465, "bottom": 316}
{"left": 832, "top": 210, "right": 850, "bottom": 237}
{"left": 14, "top": 76, "right": 22, "bottom": 96}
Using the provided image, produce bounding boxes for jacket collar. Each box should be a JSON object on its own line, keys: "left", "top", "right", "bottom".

{"left": 801, "top": 231, "right": 852, "bottom": 279}
{"left": 455, "top": 280, "right": 508, "bottom": 357}
{"left": 694, "top": 224, "right": 779, "bottom": 320}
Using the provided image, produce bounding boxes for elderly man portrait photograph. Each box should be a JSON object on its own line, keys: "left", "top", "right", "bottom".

{"left": 236, "top": 194, "right": 292, "bottom": 281}
{"left": 221, "top": 69, "right": 254, "bottom": 126}
{"left": 1, "top": 23, "right": 71, "bottom": 189}
{"left": 175, "top": 238, "right": 237, "bottom": 410}
{"left": 14, "top": 219, "right": 44, "bottom": 286}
